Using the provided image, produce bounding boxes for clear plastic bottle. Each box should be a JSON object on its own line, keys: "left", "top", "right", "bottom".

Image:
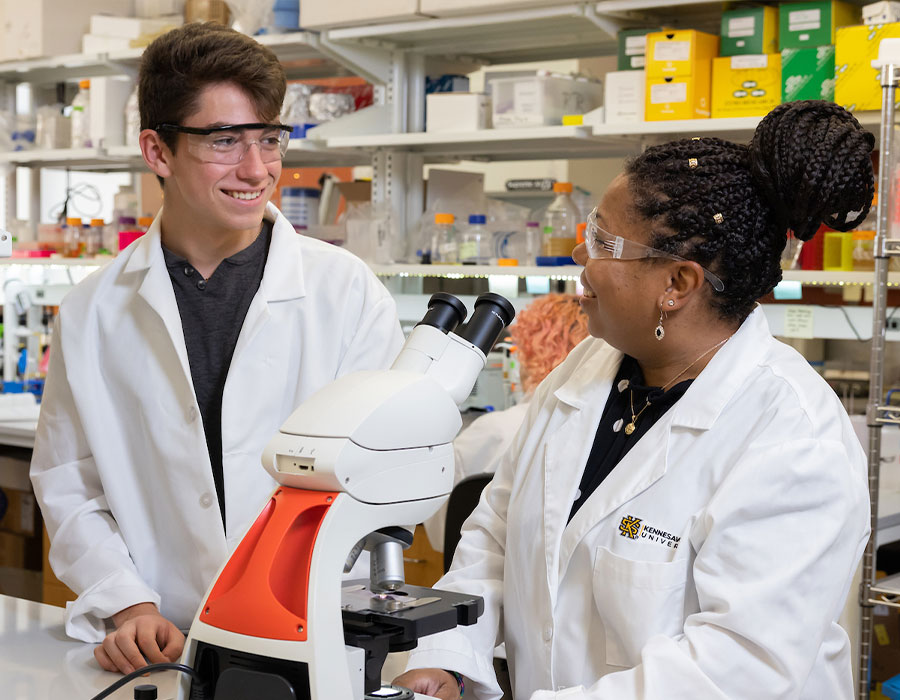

{"left": 431, "top": 213, "right": 458, "bottom": 264}
{"left": 124, "top": 85, "right": 140, "bottom": 148}
{"left": 459, "top": 214, "right": 490, "bottom": 265}
{"left": 70, "top": 80, "right": 91, "bottom": 149}
{"left": 86, "top": 218, "right": 105, "bottom": 256}
{"left": 541, "top": 181, "right": 580, "bottom": 257}
{"left": 63, "top": 217, "right": 84, "bottom": 257}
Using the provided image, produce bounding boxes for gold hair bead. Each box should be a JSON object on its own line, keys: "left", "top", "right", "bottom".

{"left": 688, "top": 158, "right": 698, "bottom": 169}
{"left": 713, "top": 213, "right": 724, "bottom": 224}
{"left": 691, "top": 136, "right": 701, "bottom": 141}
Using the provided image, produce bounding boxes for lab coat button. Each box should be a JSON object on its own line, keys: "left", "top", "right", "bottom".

{"left": 199, "top": 492, "right": 214, "bottom": 508}
{"left": 543, "top": 625, "right": 553, "bottom": 641}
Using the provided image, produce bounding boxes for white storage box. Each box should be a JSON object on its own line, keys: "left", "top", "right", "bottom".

{"left": 604, "top": 70, "right": 645, "bottom": 124}
{"left": 490, "top": 74, "right": 603, "bottom": 128}
{"left": 0, "top": 0, "right": 127, "bottom": 61}
{"left": 300, "top": 0, "right": 430, "bottom": 29}
{"left": 426, "top": 93, "right": 491, "bottom": 132}
{"left": 82, "top": 34, "right": 136, "bottom": 54}
{"left": 90, "top": 77, "right": 135, "bottom": 149}
{"left": 863, "top": 1, "right": 900, "bottom": 25}
{"left": 89, "top": 14, "right": 181, "bottom": 39}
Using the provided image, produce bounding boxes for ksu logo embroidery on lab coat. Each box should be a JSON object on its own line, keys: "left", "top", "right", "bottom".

{"left": 619, "top": 515, "right": 681, "bottom": 549}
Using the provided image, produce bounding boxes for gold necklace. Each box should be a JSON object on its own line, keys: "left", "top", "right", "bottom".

{"left": 624, "top": 335, "right": 732, "bottom": 436}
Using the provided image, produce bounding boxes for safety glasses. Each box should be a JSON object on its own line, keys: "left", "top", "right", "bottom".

{"left": 154, "top": 122, "right": 292, "bottom": 164}
{"left": 585, "top": 207, "right": 725, "bottom": 292}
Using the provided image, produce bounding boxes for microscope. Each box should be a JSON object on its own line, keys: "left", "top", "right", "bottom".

{"left": 178, "top": 292, "right": 515, "bottom": 700}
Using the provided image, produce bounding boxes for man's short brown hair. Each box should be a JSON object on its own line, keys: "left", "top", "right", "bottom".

{"left": 139, "top": 22, "right": 286, "bottom": 153}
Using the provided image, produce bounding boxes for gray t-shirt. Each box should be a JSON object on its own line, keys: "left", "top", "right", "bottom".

{"left": 162, "top": 220, "right": 272, "bottom": 528}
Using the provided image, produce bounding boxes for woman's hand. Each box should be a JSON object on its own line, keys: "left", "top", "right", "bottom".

{"left": 393, "top": 668, "right": 461, "bottom": 700}
{"left": 94, "top": 602, "right": 185, "bottom": 674}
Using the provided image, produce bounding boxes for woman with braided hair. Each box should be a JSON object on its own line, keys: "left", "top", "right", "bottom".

{"left": 396, "top": 100, "right": 872, "bottom": 700}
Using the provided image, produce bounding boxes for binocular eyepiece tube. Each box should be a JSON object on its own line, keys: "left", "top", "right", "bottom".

{"left": 417, "top": 292, "right": 516, "bottom": 355}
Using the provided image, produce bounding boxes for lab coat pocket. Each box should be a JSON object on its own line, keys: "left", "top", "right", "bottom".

{"left": 592, "top": 546, "right": 690, "bottom": 668}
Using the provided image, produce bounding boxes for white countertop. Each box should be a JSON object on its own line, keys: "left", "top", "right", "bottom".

{"left": 0, "top": 594, "right": 180, "bottom": 699}
{"left": 0, "top": 594, "right": 429, "bottom": 700}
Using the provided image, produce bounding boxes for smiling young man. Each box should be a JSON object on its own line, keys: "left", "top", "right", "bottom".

{"left": 30, "top": 23, "right": 404, "bottom": 675}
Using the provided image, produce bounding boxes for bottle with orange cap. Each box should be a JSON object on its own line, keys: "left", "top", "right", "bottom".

{"left": 431, "top": 212, "right": 459, "bottom": 264}
{"left": 63, "top": 217, "right": 84, "bottom": 258}
{"left": 541, "top": 181, "right": 580, "bottom": 259}
{"left": 70, "top": 79, "right": 92, "bottom": 149}
{"left": 86, "top": 218, "right": 106, "bottom": 256}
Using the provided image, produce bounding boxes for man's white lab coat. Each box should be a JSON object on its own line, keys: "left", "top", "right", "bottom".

{"left": 31, "top": 203, "right": 404, "bottom": 641}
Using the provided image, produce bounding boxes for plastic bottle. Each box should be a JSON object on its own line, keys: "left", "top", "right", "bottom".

{"left": 63, "top": 217, "right": 84, "bottom": 257}
{"left": 138, "top": 216, "right": 154, "bottom": 233}
{"left": 852, "top": 196, "right": 877, "bottom": 272}
{"left": 70, "top": 80, "right": 92, "bottom": 149}
{"left": 459, "top": 214, "right": 490, "bottom": 264}
{"left": 431, "top": 213, "right": 458, "bottom": 263}
{"left": 86, "top": 218, "right": 105, "bottom": 256}
{"left": 541, "top": 181, "right": 580, "bottom": 258}
{"left": 125, "top": 85, "right": 140, "bottom": 148}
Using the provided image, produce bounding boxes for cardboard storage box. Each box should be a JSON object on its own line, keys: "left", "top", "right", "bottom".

{"left": 864, "top": 1, "right": 900, "bottom": 25}
{"left": 492, "top": 74, "right": 603, "bottom": 128}
{"left": 301, "top": 0, "right": 430, "bottom": 29}
{"left": 721, "top": 6, "right": 778, "bottom": 56}
{"left": 645, "top": 30, "right": 717, "bottom": 121}
{"left": 646, "top": 30, "right": 719, "bottom": 77}
{"left": 0, "top": 488, "right": 37, "bottom": 537}
{"left": 712, "top": 54, "right": 781, "bottom": 118}
{"left": 0, "top": 0, "right": 127, "bottom": 61}
{"left": 779, "top": 1, "right": 860, "bottom": 49}
{"left": 426, "top": 93, "right": 491, "bottom": 132}
{"left": 781, "top": 45, "right": 835, "bottom": 102}
{"left": 89, "top": 13, "right": 181, "bottom": 39}
{"left": 604, "top": 70, "right": 645, "bottom": 124}
{"left": 835, "top": 22, "right": 900, "bottom": 111}
{"left": 617, "top": 28, "right": 662, "bottom": 71}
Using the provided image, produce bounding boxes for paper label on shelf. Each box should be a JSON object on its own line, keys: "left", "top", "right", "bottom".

{"left": 625, "top": 35, "right": 648, "bottom": 55}
{"left": 789, "top": 9, "right": 821, "bottom": 31}
{"left": 731, "top": 55, "right": 769, "bottom": 70}
{"left": 654, "top": 40, "right": 691, "bottom": 63}
{"left": 783, "top": 305, "right": 815, "bottom": 338}
{"left": 728, "top": 16, "right": 756, "bottom": 37}
{"left": 514, "top": 81, "right": 539, "bottom": 115}
{"left": 876, "top": 623, "right": 891, "bottom": 646}
{"left": 650, "top": 82, "right": 688, "bottom": 104}
{"left": 631, "top": 55, "right": 646, "bottom": 68}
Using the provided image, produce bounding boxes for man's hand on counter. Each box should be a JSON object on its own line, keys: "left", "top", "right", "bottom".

{"left": 94, "top": 602, "right": 186, "bottom": 674}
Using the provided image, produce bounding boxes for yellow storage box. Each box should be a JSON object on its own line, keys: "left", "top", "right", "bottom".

{"left": 835, "top": 22, "right": 900, "bottom": 111}
{"left": 646, "top": 29, "right": 719, "bottom": 77}
{"left": 712, "top": 54, "right": 782, "bottom": 118}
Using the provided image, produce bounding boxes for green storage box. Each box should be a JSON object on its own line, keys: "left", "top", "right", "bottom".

{"left": 782, "top": 45, "right": 835, "bottom": 101}
{"left": 778, "top": 0, "right": 860, "bottom": 49}
{"left": 617, "top": 28, "right": 662, "bottom": 71}
{"left": 721, "top": 6, "right": 778, "bottom": 56}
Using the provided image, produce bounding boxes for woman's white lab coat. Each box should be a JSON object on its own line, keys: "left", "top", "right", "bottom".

{"left": 407, "top": 307, "right": 869, "bottom": 700}
{"left": 30, "top": 203, "right": 404, "bottom": 641}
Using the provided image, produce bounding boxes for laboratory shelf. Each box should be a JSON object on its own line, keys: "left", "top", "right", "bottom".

{"left": 0, "top": 148, "right": 130, "bottom": 169}
{"left": 370, "top": 263, "right": 583, "bottom": 280}
{"left": 326, "top": 0, "right": 722, "bottom": 66}
{"left": 0, "top": 49, "right": 142, "bottom": 85}
{"left": 0, "top": 257, "right": 105, "bottom": 267}
{"left": 870, "top": 572, "right": 900, "bottom": 606}
{"left": 781, "top": 270, "right": 900, "bottom": 287}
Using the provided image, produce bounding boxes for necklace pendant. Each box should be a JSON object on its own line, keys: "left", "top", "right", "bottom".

{"left": 624, "top": 422, "right": 636, "bottom": 435}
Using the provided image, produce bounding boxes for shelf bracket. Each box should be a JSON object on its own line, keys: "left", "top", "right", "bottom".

{"left": 315, "top": 34, "right": 394, "bottom": 86}
{"left": 581, "top": 5, "right": 628, "bottom": 38}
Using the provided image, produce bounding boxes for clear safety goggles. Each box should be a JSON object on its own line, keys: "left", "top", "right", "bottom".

{"left": 585, "top": 207, "right": 725, "bottom": 292}
{"left": 154, "top": 122, "right": 292, "bottom": 164}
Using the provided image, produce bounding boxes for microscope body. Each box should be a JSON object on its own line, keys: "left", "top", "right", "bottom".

{"left": 179, "top": 293, "right": 514, "bottom": 700}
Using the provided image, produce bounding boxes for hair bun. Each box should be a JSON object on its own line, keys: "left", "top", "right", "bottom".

{"left": 748, "top": 100, "right": 875, "bottom": 241}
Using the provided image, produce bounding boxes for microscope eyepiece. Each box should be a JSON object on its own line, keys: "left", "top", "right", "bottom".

{"left": 416, "top": 292, "right": 468, "bottom": 334}
{"left": 457, "top": 293, "right": 516, "bottom": 355}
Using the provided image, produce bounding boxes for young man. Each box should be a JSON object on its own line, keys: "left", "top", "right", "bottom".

{"left": 30, "top": 23, "right": 404, "bottom": 675}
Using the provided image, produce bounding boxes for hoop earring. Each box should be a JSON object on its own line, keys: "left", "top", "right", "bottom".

{"left": 655, "top": 306, "right": 665, "bottom": 341}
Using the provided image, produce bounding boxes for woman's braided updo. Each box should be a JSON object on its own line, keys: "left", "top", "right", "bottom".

{"left": 624, "top": 100, "right": 875, "bottom": 321}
